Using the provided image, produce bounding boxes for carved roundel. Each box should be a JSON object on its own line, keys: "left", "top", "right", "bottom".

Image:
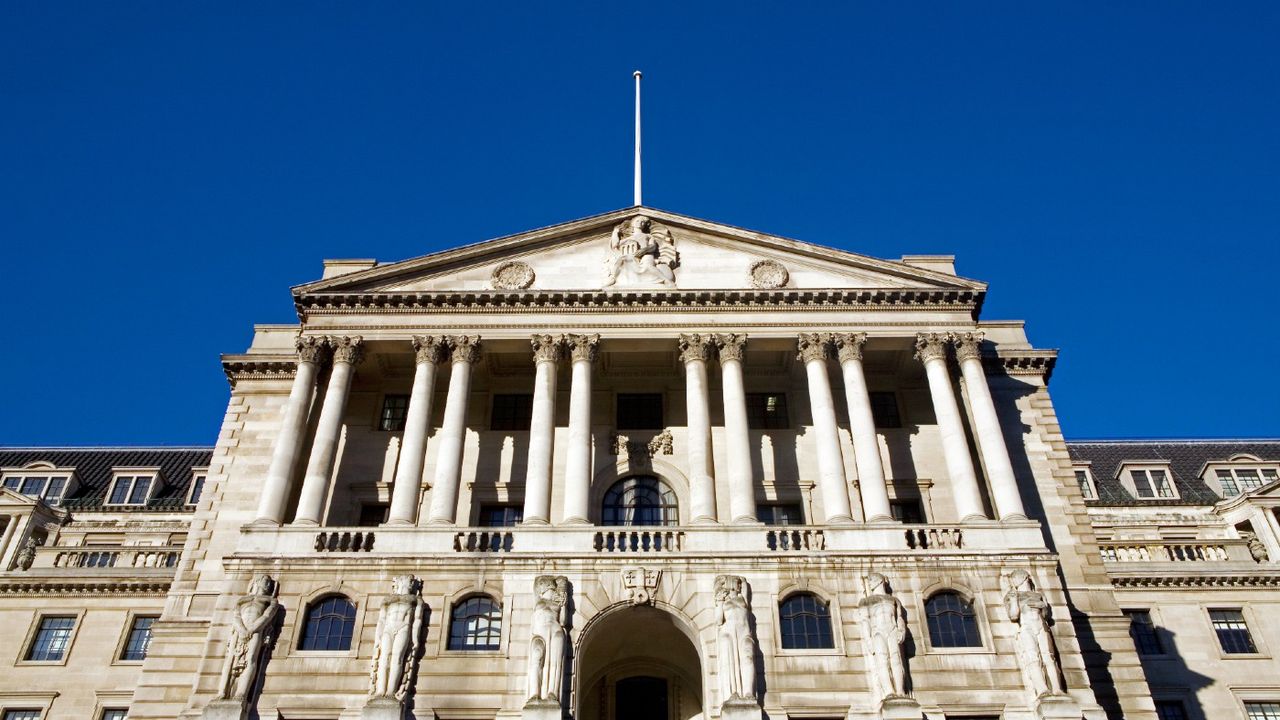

{"left": 748, "top": 259, "right": 789, "bottom": 289}
{"left": 490, "top": 261, "right": 535, "bottom": 290}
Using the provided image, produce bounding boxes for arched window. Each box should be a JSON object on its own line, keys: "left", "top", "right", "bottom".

{"left": 299, "top": 595, "right": 356, "bottom": 651}
{"left": 602, "top": 475, "right": 678, "bottom": 526}
{"left": 925, "top": 592, "right": 982, "bottom": 648}
{"left": 779, "top": 593, "right": 834, "bottom": 649}
{"left": 448, "top": 595, "right": 502, "bottom": 651}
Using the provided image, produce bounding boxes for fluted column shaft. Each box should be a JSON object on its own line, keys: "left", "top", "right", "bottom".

{"left": 523, "top": 335, "right": 563, "bottom": 525}
{"left": 717, "top": 334, "right": 757, "bottom": 524}
{"left": 255, "top": 337, "right": 326, "bottom": 525}
{"left": 798, "top": 334, "right": 855, "bottom": 524}
{"left": 835, "top": 333, "right": 893, "bottom": 522}
{"left": 387, "top": 336, "right": 446, "bottom": 526}
{"left": 916, "top": 334, "right": 987, "bottom": 522}
{"left": 294, "top": 336, "right": 364, "bottom": 525}
{"left": 562, "top": 334, "right": 599, "bottom": 525}
{"left": 426, "top": 336, "right": 481, "bottom": 525}
{"left": 680, "top": 335, "right": 719, "bottom": 524}
{"left": 953, "top": 333, "right": 1027, "bottom": 521}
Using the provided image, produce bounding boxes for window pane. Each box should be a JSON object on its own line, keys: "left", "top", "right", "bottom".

{"left": 379, "top": 394, "right": 410, "bottom": 431}
{"left": 3, "top": 711, "right": 44, "bottom": 720}
{"left": 1247, "top": 703, "right": 1280, "bottom": 720}
{"left": 128, "top": 477, "right": 153, "bottom": 505}
{"left": 101, "top": 711, "right": 130, "bottom": 720}
{"left": 890, "top": 499, "right": 925, "bottom": 523}
{"left": 1218, "top": 469, "right": 1240, "bottom": 496}
{"left": 299, "top": 596, "right": 356, "bottom": 651}
{"left": 1210, "top": 609, "right": 1257, "bottom": 653}
{"left": 779, "top": 594, "right": 833, "bottom": 649}
{"left": 26, "top": 615, "right": 76, "bottom": 661}
{"left": 602, "top": 475, "right": 678, "bottom": 526}
{"left": 448, "top": 596, "right": 502, "bottom": 651}
{"left": 2, "top": 476, "right": 21, "bottom": 491}
{"left": 479, "top": 504, "right": 523, "bottom": 527}
{"left": 358, "top": 503, "right": 389, "bottom": 526}
{"left": 1152, "top": 470, "right": 1175, "bottom": 498}
{"left": 20, "top": 476, "right": 47, "bottom": 497}
{"left": 1075, "top": 470, "right": 1095, "bottom": 499}
{"left": 869, "top": 391, "right": 902, "bottom": 428}
{"left": 45, "top": 476, "right": 67, "bottom": 503}
{"left": 1239, "top": 469, "right": 1263, "bottom": 491}
{"left": 109, "top": 478, "right": 133, "bottom": 505}
{"left": 188, "top": 475, "right": 206, "bottom": 505}
{"left": 121, "top": 616, "right": 156, "bottom": 661}
{"left": 746, "top": 393, "right": 789, "bottom": 429}
{"left": 1124, "top": 610, "right": 1164, "bottom": 655}
{"left": 616, "top": 394, "right": 664, "bottom": 430}
{"left": 1132, "top": 470, "right": 1154, "bottom": 498}
{"left": 926, "top": 593, "right": 982, "bottom": 648}
{"left": 488, "top": 394, "right": 534, "bottom": 431}
{"left": 1154, "top": 701, "right": 1188, "bottom": 720}
{"left": 756, "top": 503, "right": 803, "bottom": 525}
{"left": 1263, "top": 469, "right": 1279, "bottom": 484}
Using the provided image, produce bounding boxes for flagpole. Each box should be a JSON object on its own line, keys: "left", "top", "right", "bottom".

{"left": 633, "top": 70, "right": 642, "bottom": 207}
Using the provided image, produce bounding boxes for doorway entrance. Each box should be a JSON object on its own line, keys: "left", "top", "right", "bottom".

{"left": 616, "top": 676, "right": 668, "bottom": 720}
{"left": 577, "top": 605, "right": 703, "bottom": 720}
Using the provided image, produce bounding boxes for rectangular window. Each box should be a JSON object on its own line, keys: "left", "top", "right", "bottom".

{"left": 3, "top": 711, "right": 42, "bottom": 720}
{"left": 1247, "top": 703, "right": 1280, "bottom": 720}
{"left": 1124, "top": 609, "right": 1164, "bottom": 655}
{"left": 491, "top": 394, "right": 535, "bottom": 431}
{"left": 120, "top": 616, "right": 157, "bottom": 661}
{"left": 107, "top": 475, "right": 154, "bottom": 506}
{"left": 616, "top": 393, "right": 664, "bottom": 430}
{"left": 869, "top": 391, "right": 902, "bottom": 429}
{"left": 358, "top": 503, "right": 389, "bottom": 526}
{"left": 1209, "top": 609, "right": 1257, "bottom": 653}
{"left": 756, "top": 503, "right": 803, "bottom": 525}
{"left": 187, "top": 475, "right": 206, "bottom": 506}
{"left": 2, "top": 476, "right": 20, "bottom": 491}
{"left": 1131, "top": 469, "right": 1175, "bottom": 499}
{"left": 479, "top": 504, "right": 524, "bottom": 527}
{"left": 379, "top": 394, "right": 410, "bottom": 431}
{"left": 746, "top": 393, "right": 789, "bottom": 429}
{"left": 2, "top": 475, "right": 70, "bottom": 506}
{"left": 1216, "top": 467, "right": 1274, "bottom": 497}
{"left": 890, "top": 499, "right": 926, "bottom": 523}
{"left": 1154, "top": 701, "right": 1187, "bottom": 720}
{"left": 25, "top": 615, "right": 76, "bottom": 661}
{"left": 1075, "top": 469, "right": 1095, "bottom": 499}
{"left": 100, "top": 711, "right": 129, "bottom": 720}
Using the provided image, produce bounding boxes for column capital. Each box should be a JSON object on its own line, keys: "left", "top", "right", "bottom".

{"left": 446, "top": 335, "right": 482, "bottom": 365}
{"left": 796, "top": 333, "right": 832, "bottom": 363}
{"left": 566, "top": 333, "right": 600, "bottom": 363}
{"left": 678, "top": 334, "right": 716, "bottom": 364}
{"left": 914, "top": 333, "right": 949, "bottom": 363}
{"left": 530, "top": 334, "right": 565, "bottom": 364}
{"left": 295, "top": 336, "right": 328, "bottom": 364}
{"left": 411, "top": 335, "right": 448, "bottom": 365}
{"left": 714, "top": 333, "right": 748, "bottom": 364}
{"left": 950, "top": 331, "right": 985, "bottom": 363}
{"left": 329, "top": 336, "right": 365, "bottom": 365}
{"left": 834, "top": 332, "right": 868, "bottom": 363}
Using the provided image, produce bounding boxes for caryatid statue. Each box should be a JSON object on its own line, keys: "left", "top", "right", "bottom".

{"left": 369, "top": 575, "right": 426, "bottom": 701}
{"left": 1004, "top": 570, "right": 1064, "bottom": 699}
{"left": 602, "top": 215, "right": 678, "bottom": 288}
{"left": 856, "top": 573, "right": 908, "bottom": 703}
{"left": 217, "top": 574, "right": 281, "bottom": 702}
{"left": 714, "top": 575, "right": 757, "bottom": 704}
{"left": 526, "top": 575, "right": 569, "bottom": 705}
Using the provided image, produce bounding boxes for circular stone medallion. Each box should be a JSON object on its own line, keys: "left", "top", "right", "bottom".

{"left": 748, "top": 259, "right": 789, "bottom": 289}
{"left": 490, "top": 261, "right": 535, "bottom": 290}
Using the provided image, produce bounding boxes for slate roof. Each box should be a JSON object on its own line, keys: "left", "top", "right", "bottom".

{"left": 1066, "top": 439, "right": 1280, "bottom": 506}
{"left": 0, "top": 447, "right": 213, "bottom": 512}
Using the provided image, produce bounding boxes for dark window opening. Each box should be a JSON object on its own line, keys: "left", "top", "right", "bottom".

{"left": 890, "top": 499, "right": 925, "bottom": 523}
{"left": 1125, "top": 609, "right": 1164, "bottom": 655}
{"left": 602, "top": 475, "right": 678, "bottom": 526}
{"left": 26, "top": 616, "right": 76, "bottom": 661}
{"left": 299, "top": 596, "right": 356, "bottom": 651}
{"left": 869, "top": 392, "right": 902, "bottom": 428}
{"left": 491, "top": 394, "right": 534, "bottom": 431}
{"left": 358, "top": 503, "right": 389, "bottom": 526}
{"left": 617, "top": 393, "right": 664, "bottom": 430}
{"left": 925, "top": 592, "right": 982, "bottom": 648}
{"left": 779, "top": 593, "right": 834, "bottom": 649}
{"left": 746, "top": 393, "right": 789, "bottom": 429}
{"left": 756, "top": 503, "right": 804, "bottom": 525}
{"left": 479, "top": 504, "right": 524, "bottom": 527}
{"left": 379, "top": 394, "right": 409, "bottom": 431}
{"left": 121, "top": 616, "right": 157, "bottom": 661}
{"left": 448, "top": 596, "right": 502, "bottom": 650}
{"left": 1210, "top": 608, "right": 1257, "bottom": 654}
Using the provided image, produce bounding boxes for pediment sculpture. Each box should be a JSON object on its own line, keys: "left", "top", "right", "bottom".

{"left": 602, "top": 215, "right": 679, "bottom": 288}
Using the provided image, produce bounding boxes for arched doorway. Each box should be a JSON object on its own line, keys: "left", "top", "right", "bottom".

{"left": 576, "top": 605, "right": 703, "bottom": 720}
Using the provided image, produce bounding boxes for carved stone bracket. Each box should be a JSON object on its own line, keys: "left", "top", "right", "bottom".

{"left": 621, "top": 566, "right": 662, "bottom": 605}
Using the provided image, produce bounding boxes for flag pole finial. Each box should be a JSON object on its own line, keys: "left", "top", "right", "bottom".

{"left": 633, "top": 70, "right": 642, "bottom": 207}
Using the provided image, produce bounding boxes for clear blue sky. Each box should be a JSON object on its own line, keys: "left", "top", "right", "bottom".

{"left": 2, "top": 2, "right": 1277, "bottom": 445}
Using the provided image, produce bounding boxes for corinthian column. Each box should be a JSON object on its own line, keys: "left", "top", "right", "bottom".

{"left": 523, "top": 334, "right": 564, "bottom": 525}
{"left": 952, "top": 332, "right": 1027, "bottom": 521}
{"left": 562, "top": 334, "right": 599, "bottom": 524}
{"left": 294, "top": 336, "right": 364, "bottom": 525}
{"left": 717, "top": 333, "right": 758, "bottom": 524}
{"left": 797, "top": 334, "right": 855, "bottom": 524}
{"left": 387, "top": 336, "right": 446, "bottom": 526}
{"left": 426, "top": 336, "right": 481, "bottom": 525}
{"left": 916, "top": 333, "right": 987, "bottom": 522}
{"left": 679, "top": 334, "right": 718, "bottom": 524}
{"left": 834, "top": 333, "right": 893, "bottom": 522}
{"left": 254, "top": 336, "right": 326, "bottom": 525}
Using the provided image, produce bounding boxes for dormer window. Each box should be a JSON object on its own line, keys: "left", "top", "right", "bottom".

{"left": 186, "top": 471, "right": 208, "bottom": 506}
{"left": 1209, "top": 464, "right": 1280, "bottom": 498}
{"left": 1074, "top": 467, "right": 1097, "bottom": 500}
{"left": 106, "top": 473, "right": 157, "bottom": 507}
{"left": 1119, "top": 464, "right": 1179, "bottom": 500}
{"left": 1, "top": 469, "right": 73, "bottom": 506}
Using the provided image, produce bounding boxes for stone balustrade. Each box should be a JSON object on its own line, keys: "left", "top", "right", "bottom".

{"left": 28, "top": 545, "right": 183, "bottom": 570}
{"left": 1098, "top": 539, "right": 1257, "bottom": 564}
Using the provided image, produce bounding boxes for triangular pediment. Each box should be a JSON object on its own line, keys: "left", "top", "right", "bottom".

{"left": 296, "top": 207, "right": 984, "bottom": 295}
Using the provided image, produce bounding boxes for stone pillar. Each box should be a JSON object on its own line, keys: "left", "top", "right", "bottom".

{"left": 717, "top": 333, "right": 758, "bottom": 524}
{"left": 426, "top": 336, "right": 481, "bottom": 525}
{"left": 561, "top": 334, "right": 599, "bottom": 525}
{"left": 797, "top": 333, "right": 855, "bottom": 524}
{"left": 916, "top": 333, "right": 987, "bottom": 522}
{"left": 523, "top": 334, "right": 564, "bottom": 525}
{"left": 834, "top": 333, "right": 893, "bottom": 522}
{"left": 387, "top": 336, "right": 446, "bottom": 526}
{"left": 952, "top": 332, "right": 1028, "bottom": 521}
{"left": 254, "top": 336, "right": 327, "bottom": 525}
{"left": 679, "top": 334, "right": 719, "bottom": 524}
{"left": 0, "top": 515, "right": 19, "bottom": 569}
{"left": 293, "top": 337, "right": 364, "bottom": 526}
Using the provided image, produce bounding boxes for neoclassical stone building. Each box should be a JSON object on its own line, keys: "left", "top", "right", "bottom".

{"left": 2, "top": 208, "right": 1278, "bottom": 720}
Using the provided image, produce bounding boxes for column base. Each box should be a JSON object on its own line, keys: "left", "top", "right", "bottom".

{"left": 691, "top": 516, "right": 721, "bottom": 525}
{"left": 520, "top": 518, "right": 552, "bottom": 526}
{"left": 865, "top": 514, "right": 896, "bottom": 523}
{"left": 731, "top": 516, "right": 764, "bottom": 526}
{"left": 425, "top": 518, "right": 457, "bottom": 526}
{"left": 720, "top": 698, "right": 762, "bottom": 720}
{"left": 291, "top": 518, "right": 320, "bottom": 527}
{"left": 202, "top": 700, "right": 247, "bottom": 720}
{"left": 382, "top": 518, "right": 416, "bottom": 527}
{"left": 878, "top": 695, "right": 923, "bottom": 720}
{"left": 560, "top": 517, "right": 592, "bottom": 526}
{"left": 1035, "top": 694, "right": 1083, "bottom": 719}
{"left": 248, "top": 518, "right": 282, "bottom": 528}
{"left": 825, "top": 514, "right": 856, "bottom": 526}
{"left": 960, "top": 513, "right": 990, "bottom": 523}
{"left": 1000, "top": 513, "right": 1030, "bottom": 523}
{"left": 522, "top": 698, "right": 563, "bottom": 720}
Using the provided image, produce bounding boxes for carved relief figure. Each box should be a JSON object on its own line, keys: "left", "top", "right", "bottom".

{"left": 602, "top": 215, "right": 678, "bottom": 288}
{"left": 217, "top": 574, "right": 281, "bottom": 702}
{"left": 526, "top": 575, "right": 569, "bottom": 704}
{"left": 369, "top": 574, "right": 426, "bottom": 700}
{"left": 1004, "top": 570, "right": 1064, "bottom": 698}
{"left": 715, "top": 575, "right": 757, "bottom": 703}
{"left": 856, "top": 573, "right": 908, "bottom": 703}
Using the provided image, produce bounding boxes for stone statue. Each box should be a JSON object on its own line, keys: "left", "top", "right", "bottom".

{"left": 856, "top": 573, "right": 908, "bottom": 703}
{"left": 1244, "top": 532, "right": 1269, "bottom": 563}
{"left": 14, "top": 536, "right": 39, "bottom": 571}
{"left": 369, "top": 575, "right": 426, "bottom": 701}
{"left": 526, "top": 575, "right": 569, "bottom": 705}
{"left": 217, "top": 574, "right": 281, "bottom": 702}
{"left": 715, "top": 575, "right": 757, "bottom": 703}
{"left": 602, "top": 215, "right": 678, "bottom": 288}
{"left": 1004, "top": 570, "right": 1063, "bottom": 699}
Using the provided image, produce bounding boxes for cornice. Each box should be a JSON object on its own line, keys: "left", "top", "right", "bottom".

{"left": 1110, "top": 572, "right": 1280, "bottom": 589}
{"left": 987, "top": 349, "right": 1058, "bottom": 383}
{"left": 221, "top": 354, "right": 299, "bottom": 386}
{"left": 0, "top": 578, "right": 172, "bottom": 595}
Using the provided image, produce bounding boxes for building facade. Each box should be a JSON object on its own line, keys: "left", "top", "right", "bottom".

{"left": 1, "top": 208, "right": 1275, "bottom": 720}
